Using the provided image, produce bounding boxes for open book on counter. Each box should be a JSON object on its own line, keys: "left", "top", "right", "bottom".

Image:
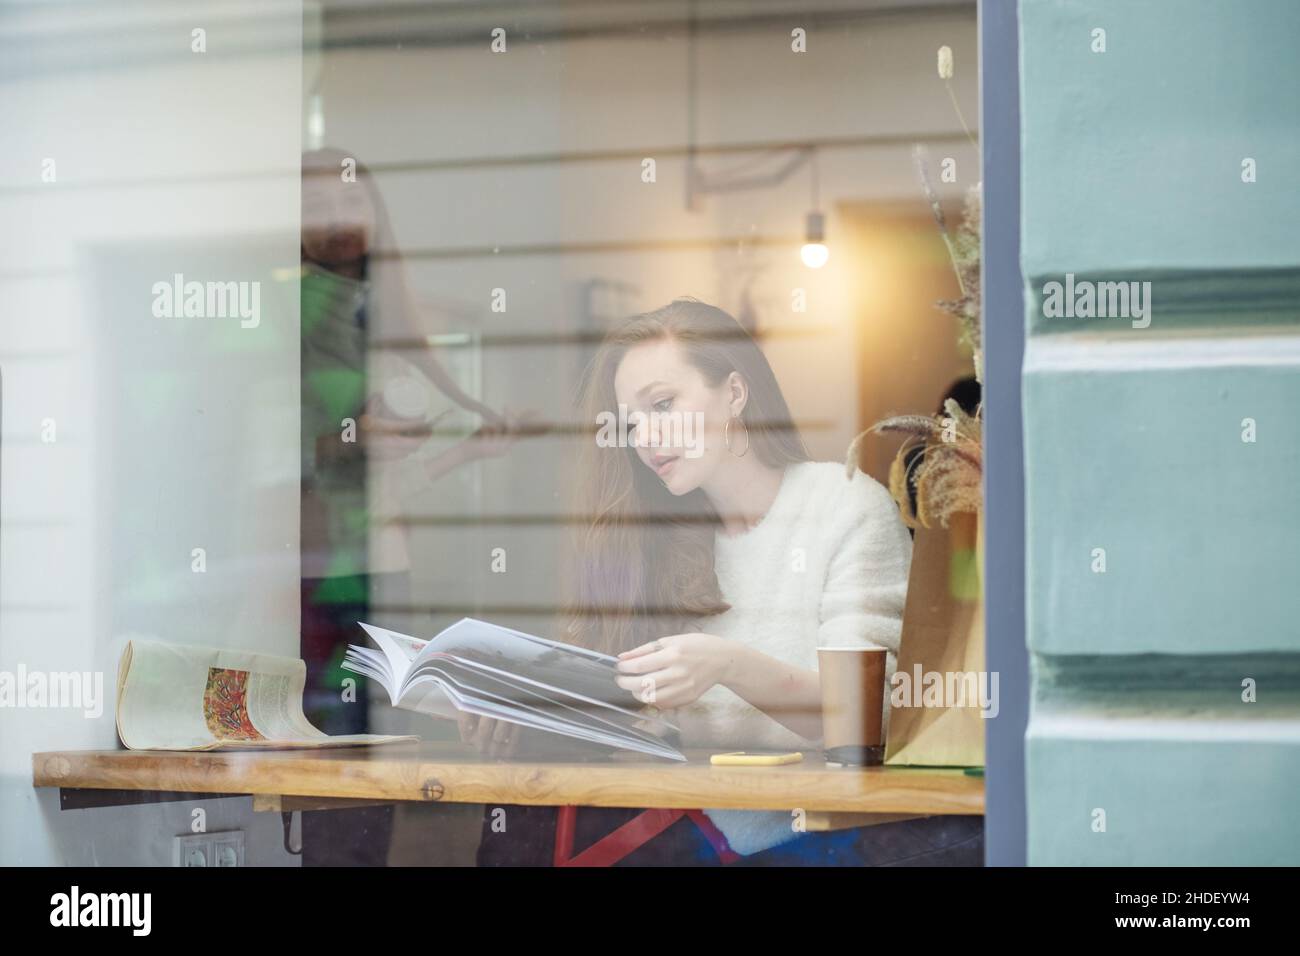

{"left": 343, "top": 618, "right": 686, "bottom": 761}
{"left": 116, "top": 640, "right": 418, "bottom": 751}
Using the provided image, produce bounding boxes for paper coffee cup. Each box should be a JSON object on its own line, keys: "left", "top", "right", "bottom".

{"left": 817, "top": 646, "right": 887, "bottom": 767}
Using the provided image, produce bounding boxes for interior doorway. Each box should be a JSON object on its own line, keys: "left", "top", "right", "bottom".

{"left": 839, "top": 200, "right": 976, "bottom": 486}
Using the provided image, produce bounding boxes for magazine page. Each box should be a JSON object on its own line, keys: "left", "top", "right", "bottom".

{"left": 416, "top": 618, "right": 642, "bottom": 710}
{"left": 116, "top": 640, "right": 417, "bottom": 751}
{"left": 400, "top": 662, "right": 682, "bottom": 754}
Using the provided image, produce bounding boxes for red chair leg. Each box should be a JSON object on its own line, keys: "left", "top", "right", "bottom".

{"left": 553, "top": 805, "right": 578, "bottom": 866}
{"left": 562, "top": 808, "right": 688, "bottom": 867}
{"left": 553, "top": 806, "right": 741, "bottom": 866}
{"left": 555, "top": 807, "right": 687, "bottom": 867}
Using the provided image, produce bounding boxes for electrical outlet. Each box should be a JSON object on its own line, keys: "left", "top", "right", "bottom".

{"left": 174, "top": 830, "right": 244, "bottom": 867}
{"left": 212, "top": 831, "right": 245, "bottom": 867}
{"left": 174, "top": 834, "right": 209, "bottom": 867}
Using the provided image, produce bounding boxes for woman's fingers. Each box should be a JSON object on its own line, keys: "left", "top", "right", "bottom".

{"left": 457, "top": 714, "right": 521, "bottom": 759}
{"left": 615, "top": 665, "right": 692, "bottom": 706}
{"left": 472, "top": 715, "right": 497, "bottom": 751}
{"left": 488, "top": 719, "right": 514, "bottom": 759}
{"left": 618, "top": 665, "right": 681, "bottom": 686}
{"left": 359, "top": 413, "right": 430, "bottom": 461}
{"left": 617, "top": 640, "right": 663, "bottom": 661}
{"left": 476, "top": 405, "right": 508, "bottom": 429}
{"left": 616, "top": 670, "right": 679, "bottom": 702}
{"left": 457, "top": 712, "right": 479, "bottom": 743}
{"left": 615, "top": 650, "right": 669, "bottom": 675}
{"left": 637, "top": 684, "right": 685, "bottom": 708}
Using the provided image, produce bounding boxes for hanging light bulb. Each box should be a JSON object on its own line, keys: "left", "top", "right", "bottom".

{"left": 801, "top": 211, "right": 829, "bottom": 269}
{"left": 800, "top": 147, "right": 829, "bottom": 268}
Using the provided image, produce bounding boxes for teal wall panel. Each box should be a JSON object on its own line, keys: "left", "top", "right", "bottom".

{"left": 1028, "top": 723, "right": 1300, "bottom": 865}
{"left": 1020, "top": 0, "right": 1300, "bottom": 280}
{"left": 1024, "top": 353, "right": 1300, "bottom": 656}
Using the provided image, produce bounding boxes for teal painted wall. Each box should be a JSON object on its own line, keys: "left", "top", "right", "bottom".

{"left": 1020, "top": 0, "right": 1300, "bottom": 276}
{"left": 1020, "top": 0, "right": 1300, "bottom": 864}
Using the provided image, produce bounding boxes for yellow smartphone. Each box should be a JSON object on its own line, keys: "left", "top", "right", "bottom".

{"left": 710, "top": 751, "right": 803, "bottom": 766}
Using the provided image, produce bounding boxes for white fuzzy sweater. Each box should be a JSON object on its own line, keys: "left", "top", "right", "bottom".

{"left": 672, "top": 460, "right": 913, "bottom": 856}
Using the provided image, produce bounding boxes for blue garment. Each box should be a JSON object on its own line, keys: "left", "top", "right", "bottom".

{"left": 734, "top": 814, "right": 983, "bottom": 867}
{"left": 475, "top": 804, "right": 984, "bottom": 866}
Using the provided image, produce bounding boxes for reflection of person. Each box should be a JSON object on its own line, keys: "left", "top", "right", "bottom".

{"left": 299, "top": 147, "right": 525, "bottom": 739}
{"left": 473, "top": 298, "right": 983, "bottom": 865}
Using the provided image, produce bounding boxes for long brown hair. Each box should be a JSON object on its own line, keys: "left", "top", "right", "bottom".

{"left": 563, "top": 298, "right": 809, "bottom": 655}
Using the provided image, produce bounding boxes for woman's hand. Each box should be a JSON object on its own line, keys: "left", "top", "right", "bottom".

{"left": 457, "top": 712, "right": 525, "bottom": 760}
{"left": 355, "top": 395, "right": 448, "bottom": 462}
{"left": 614, "top": 633, "right": 740, "bottom": 709}
{"left": 453, "top": 407, "right": 542, "bottom": 464}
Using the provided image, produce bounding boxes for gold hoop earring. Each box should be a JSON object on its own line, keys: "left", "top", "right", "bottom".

{"left": 724, "top": 414, "right": 750, "bottom": 457}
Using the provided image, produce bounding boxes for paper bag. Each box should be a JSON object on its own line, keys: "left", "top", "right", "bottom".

{"left": 884, "top": 510, "right": 986, "bottom": 767}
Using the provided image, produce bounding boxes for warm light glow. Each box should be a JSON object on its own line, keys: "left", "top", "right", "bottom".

{"left": 801, "top": 242, "right": 830, "bottom": 269}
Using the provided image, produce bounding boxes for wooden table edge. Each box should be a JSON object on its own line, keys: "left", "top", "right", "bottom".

{"left": 32, "top": 748, "right": 985, "bottom": 816}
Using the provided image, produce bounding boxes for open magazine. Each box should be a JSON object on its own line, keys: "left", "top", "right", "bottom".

{"left": 115, "top": 640, "right": 418, "bottom": 751}
{"left": 343, "top": 618, "right": 686, "bottom": 761}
